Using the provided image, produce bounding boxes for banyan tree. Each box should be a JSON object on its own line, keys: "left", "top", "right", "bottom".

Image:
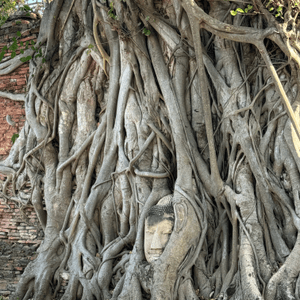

{"left": 1, "top": 0, "right": 300, "bottom": 299}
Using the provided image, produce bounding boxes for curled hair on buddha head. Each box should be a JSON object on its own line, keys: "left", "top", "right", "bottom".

{"left": 146, "top": 195, "right": 174, "bottom": 227}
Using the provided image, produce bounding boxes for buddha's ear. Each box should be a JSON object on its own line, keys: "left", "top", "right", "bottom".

{"left": 173, "top": 198, "right": 187, "bottom": 233}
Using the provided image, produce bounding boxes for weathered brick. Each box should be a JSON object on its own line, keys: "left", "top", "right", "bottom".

{"left": 17, "top": 80, "right": 26, "bottom": 85}
{"left": 19, "top": 36, "right": 36, "bottom": 42}
{"left": 0, "top": 13, "right": 43, "bottom": 296}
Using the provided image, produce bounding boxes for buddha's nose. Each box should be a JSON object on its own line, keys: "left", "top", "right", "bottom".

{"left": 150, "top": 231, "right": 163, "bottom": 250}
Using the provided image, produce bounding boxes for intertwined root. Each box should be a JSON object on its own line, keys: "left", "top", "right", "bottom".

{"left": 1, "top": 0, "right": 300, "bottom": 299}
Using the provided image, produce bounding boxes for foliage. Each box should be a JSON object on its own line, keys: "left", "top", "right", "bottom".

{"left": 0, "top": 2, "right": 31, "bottom": 26}
{"left": 86, "top": 43, "right": 94, "bottom": 55}
{"left": 230, "top": 5, "right": 253, "bottom": 16}
{"left": 142, "top": 27, "right": 151, "bottom": 36}
{"left": 230, "top": 0, "right": 300, "bottom": 19}
{"left": 11, "top": 133, "right": 19, "bottom": 144}
{"left": 0, "top": 3, "right": 45, "bottom": 65}
{"left": 0, "top": 37, "right": 43, "bottom": 63}
{"left": 0, "top": 0, "right": 20, "bottom": 27}
{"left": 108, "top": 2, "right": 117, "bottom": 20}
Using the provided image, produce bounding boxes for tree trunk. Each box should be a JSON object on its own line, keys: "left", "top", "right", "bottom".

{"left": 1, "top": 0, "right": 300, "bottom": 299}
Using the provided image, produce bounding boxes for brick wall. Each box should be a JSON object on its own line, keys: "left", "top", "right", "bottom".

{"left": 0, "top": 12, "right": 42, "bottom": 297}
{"left": 0, "top": 240, "right": 38, "bottom": 297}
{"left": 0, "top": 98, "right": 26, "bottom": 157}
{"left": 0, "top": 12, "right": 39, "bottom": 158}
{"left": 0, "top": 198, "right": 43, "bottom": 243}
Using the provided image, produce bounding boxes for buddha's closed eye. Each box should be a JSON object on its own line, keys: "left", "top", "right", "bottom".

{"left": 146, "top": 230, "right": 155, "bottom": 234}
{"left": 163, "top": 231, "right": 172, "bottom": 235}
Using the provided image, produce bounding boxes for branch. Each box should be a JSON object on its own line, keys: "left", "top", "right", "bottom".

{"left": 0, "top": 49, "right": 34, "bottom": 76}
{"left": 6, "top": 115, "right": 16, "bottom": 126}
{"left": 181, "top": 0, "right": 276, "bottom": 43}
{"left": 186, "top": 13, "right": 223, "bottom": 191}
{"left": 92, "top": 0, "right": 110, "bottom": 77}
{"left": 58, "top": 0, "right": 76, "bottom": 39}
{"left": 0, "top": 166, "right": 16, "bottom": 176}
{"left": 201, "top": 23, "right": 275, "bottom": 45}
{"left": 257, "top": 41, "right": 300, "bottom": 141}
{"left": 147, "top": 16, "right": 230, "bottom": 104}
{"left": 0, "top": 91, "right": 25, "bottom": 101}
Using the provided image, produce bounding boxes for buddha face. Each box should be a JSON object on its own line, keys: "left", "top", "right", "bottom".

{"left": 144, "top": 216, "right": 174, "bottom": 263}
{"left": 144, "top": 198, "right": 174, "bottom": 263}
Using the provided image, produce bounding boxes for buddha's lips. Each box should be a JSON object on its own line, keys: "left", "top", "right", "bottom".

{"left": 148, "top": 250, "right": 163, "bottom": 257}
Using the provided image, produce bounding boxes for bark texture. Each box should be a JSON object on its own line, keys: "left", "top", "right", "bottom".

{"left": 1, "top": 0, "right": 300, "bottom": 299}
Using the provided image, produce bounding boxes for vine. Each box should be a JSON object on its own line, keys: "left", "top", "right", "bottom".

{"left": 2, "top": 0, "right": 300, "bottom": 299}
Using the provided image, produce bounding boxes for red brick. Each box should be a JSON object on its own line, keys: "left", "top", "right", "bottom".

{"left": 0, "top": 21, "right": 43, "bottom": 284}
{"left": 20, "top": 36, "right": 36, "bottom": 42}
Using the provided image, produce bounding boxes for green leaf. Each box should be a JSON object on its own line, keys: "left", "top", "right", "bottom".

{"left": 145, "top": 16, "right": 150, "bottom": 21}
{"left": 108, "top": 11, "right": 116, "bottom": 19}
{"left": 88, "top": 44, "right": 94, "bottom": 49}
{"left": 245, "top": 8, "right": 248, "bottom": 13}
{"left": 230, "top": 10, "right": 238, "bottom": 16}
{"left": 20, "top": 55, "right": 32, "bottom": 62}
{"left": 236, "top": 8, "right": 244, "bottom": 13}
{"left": 269, "top": 7, "right": 274, "bottom": 11}
{"left": 247, "top": 5, "right": 253, "bottom": 10}
{"left": 277, "top": 6, "right": 283, "bottom": 11}
{"left": 20, "top": 49, "right": 24, "bottom": 54}
{"left": 11, "top": 133, "right": 19, "bottom": 144}
{"left": 9, "top": 43, "right": 18, "bottom": 51}
{"left": 31, "top": 40, "right": 35, "bottom": 45}
{"left": 142, "top": 28, "right": 151, "bottom": 36}
{"left": 23, "top": 5, "right": 31, "bottom": 11}
{"left": 15, "top": 21, "right": 21, "bottom": 25}
{"left": 0, "top": 51, "right": 5, "bottom": 62}
{"left": 2, "top": 45, "right": 7, "bottom": 51}
{"left": 42, "top": 57, "right": 46, "bottom": 63}
{"left": 11, "top": 51, "right": 16, "bottom": 58}
{"left": 17, "top": 31, "right": 21, "bottom": 37}
{"left": 20, "top": 41, "right": 23, "bottom": 47}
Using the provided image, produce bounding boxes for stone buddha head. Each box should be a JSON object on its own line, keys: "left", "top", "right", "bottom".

{"left": 144, "top": 195, "right": 174, "bottom": 263}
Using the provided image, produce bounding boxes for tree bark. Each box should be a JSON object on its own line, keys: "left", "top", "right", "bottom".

{"left": 1, "top": 0, "right": 300, "bottom": 299}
